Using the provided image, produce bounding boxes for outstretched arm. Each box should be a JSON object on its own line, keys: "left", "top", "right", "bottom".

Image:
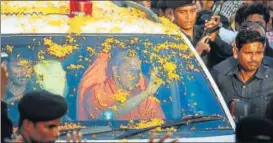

{"left": 108, "top": 71, "right": 163, "bottom": 117}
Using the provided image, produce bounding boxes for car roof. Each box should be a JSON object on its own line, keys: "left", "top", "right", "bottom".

{"left": 1, "top": 1, "right": 179, "bottom": 35}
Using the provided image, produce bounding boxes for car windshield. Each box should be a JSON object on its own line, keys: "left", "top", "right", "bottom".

{"left": 1, "top": 33, "right": 234, "bottom": 140}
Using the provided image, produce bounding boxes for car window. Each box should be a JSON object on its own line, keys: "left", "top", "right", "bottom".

{"left": 1, "top": 34, "right": 233, "bottom": 139}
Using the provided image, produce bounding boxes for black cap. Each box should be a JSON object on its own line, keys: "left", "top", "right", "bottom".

{"left": 18, "top": 90, "right": 68, "bottom": 122}
{"left": 165, "top": 0, "right": 195, "bottom": 9}
{"left": 151, "top": 0, "right": 159, "bottom": 9}
{"left": 236, "top": 116, "right": 273, "bottom": 142}
{"left": 157, "top": 0, "right": 166, "bottom": 9}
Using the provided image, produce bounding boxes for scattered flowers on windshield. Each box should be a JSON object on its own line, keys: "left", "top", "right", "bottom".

{"left": 101, "top": 37, "right": 126, "bottom": 53}
{"left": 43, "top": 37, "right": 79, "bottom": 58}
{"left": 67, "top": 64, "right": 84, "bottom": 70}
{"left": 120, "top": 118, "right": 164, "bottom": 129}
{"left": 18, "top": 59, "right": 32, "bottom": 68}
{"left": 112, "top": 89, "right": 130, "bottom": 104}
{"left": 86, "top": 46, "right": 96, "bottom": 56}
{"left": 58, "top": 123, "right": 86, "bottom": 131}
{"left": 6, "top": 45, "right": 13, "bottom": 53}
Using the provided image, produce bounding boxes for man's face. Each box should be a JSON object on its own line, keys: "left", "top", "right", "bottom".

{"left": 114, "top": 56, "right": 141, "bottom": 90}
{"left": 246, "top": 14, "right": 267, "bottom": 30}
{"left": 8, "top": 60, "right": 33, "bottom": 86}
{"left": 27, "top": 118, "right": 61, "bottom": 143}
{"left": 174, "top": 4, "right": 197, "bottom": 30}
{"left": 234, "top": 42, "right": 264, "bottom": 72}
{"left": 202, "top": 0, "right": 214, "bottom": 10}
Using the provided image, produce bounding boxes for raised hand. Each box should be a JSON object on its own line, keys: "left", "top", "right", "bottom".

{"left": 196, "top": 36, "right": 211, "bottom": 55}
{"left": 66, "top": 130, "right": 82, "bottom": 143}
{"left": 146, "top": 69, "right": 162, "bottom": 95}
{"left": 204, "top": 15, "right": 221, "bottom": 42}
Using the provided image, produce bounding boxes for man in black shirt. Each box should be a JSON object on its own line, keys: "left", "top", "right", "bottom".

{"left": 211, "top": 29, "right": 273, "bottom": 121}
{"left": 165, "top": 0, "right": 233, "bottom": 69}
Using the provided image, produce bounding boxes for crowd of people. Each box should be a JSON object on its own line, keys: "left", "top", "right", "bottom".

{"left": 1, "top": 0, "right": 273, "bottom": 142}
{"left": 149, "top": 0, "right": 273, "bottom": 142}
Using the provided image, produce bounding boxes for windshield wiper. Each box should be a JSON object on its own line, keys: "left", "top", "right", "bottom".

{"left": 60, "top": 126, "right": 113, "bottom": 136}
{"left": 115, "top": 115, "right": 225, "bottom": 139}
{"left": 59, "top": 125, "right": 133, "bottom": 137}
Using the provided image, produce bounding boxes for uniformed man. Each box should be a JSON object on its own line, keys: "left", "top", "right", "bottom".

{"left": 13, "top": 90, "right": 68, "bottom": 143}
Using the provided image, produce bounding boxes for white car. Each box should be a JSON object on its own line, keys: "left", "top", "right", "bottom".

{"left": 1, "top": 1, "right": 235, "bottom": 142}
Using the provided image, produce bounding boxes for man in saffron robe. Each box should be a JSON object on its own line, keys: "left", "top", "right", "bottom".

{"left": 77, "top": 50, "right": 165, "bottom": 120}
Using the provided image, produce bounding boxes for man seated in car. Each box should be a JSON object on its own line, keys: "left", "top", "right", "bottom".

{"left": 77, "top": 49, "right": 165, "bottom": 120}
